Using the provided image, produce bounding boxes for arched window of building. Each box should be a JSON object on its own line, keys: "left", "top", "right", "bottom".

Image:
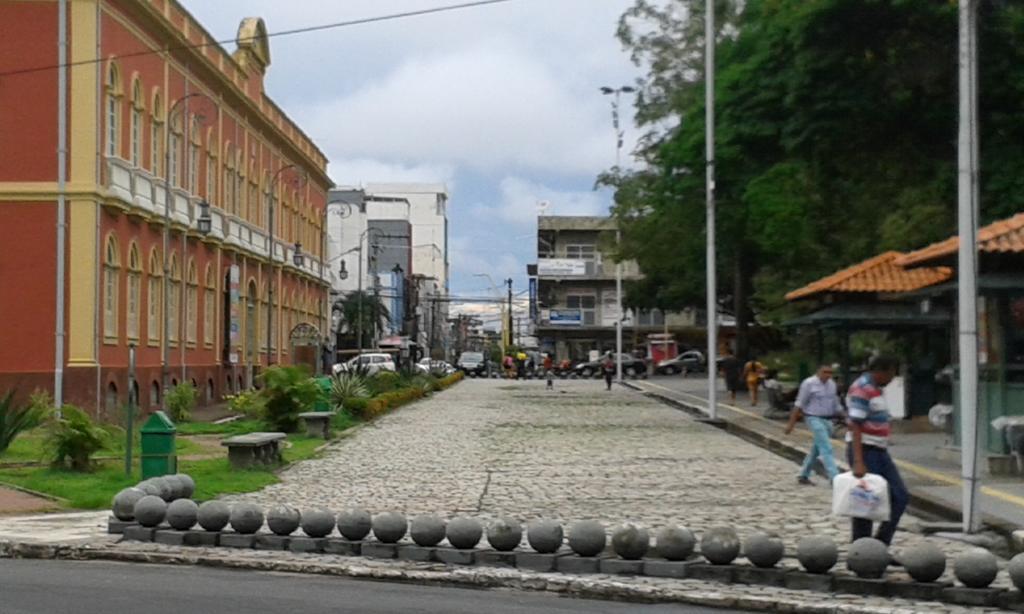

{"left": 147, "top": 248, "right": 162, "bottom": 345}
{"left": 105, "top": 61, "right": 122, "bottom": 158}
{"left": 186, "top": 258, "right": 198, "bottom": 344}
{"left": 168, "top": 252, "right": 180, "bottom": 344}
{"left": 168, "top": 115, "right": 182, "bottom": 188}
{"left": 103, "top": 234, "right": 120, "bottom": 341}
{"left": 105, "top": 382, "right": 119, "bottom": 415}
{"left": 203, "top": 263, "right": 216, "bottom": 346}
{"left": 236, "top": 149, "right": 246, "bottom": 221}
{"left": 223, "top": 143, "right": 234, "bottom": 215}
{"left": 188, "top": 115, "right": 200, "bottom": 194}
{"left": 150, "top": 381, "right": 161, "bottom": 408}
{"left": 150, "top": 90, "right": 163, "bottom": 176}
{"left": 126, "top": 242, "right": 141, "bottom": 341}
{"left": 129, "top": 77, "right": 144, "bottom": 167}
{"left": 205, "top": 128, "right": 216, "bottom": 202}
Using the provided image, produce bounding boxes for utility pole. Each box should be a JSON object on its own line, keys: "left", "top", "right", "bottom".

{"left": 505, "top": 278, "right": 513, "bottom": 350}
{"left": 704, "top": 0, "right": 718, "bottom": 422}
{"left": 957, "top": 0, "right": 981, "bottom": 534}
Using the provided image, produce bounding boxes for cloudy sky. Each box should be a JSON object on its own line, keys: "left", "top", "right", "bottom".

{"left": 184, "top": 0, "right": 640, "bottom": 324}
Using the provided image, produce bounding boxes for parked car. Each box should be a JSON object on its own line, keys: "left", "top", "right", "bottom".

{"left": 456, "top": 351, "right": 488, "bottom": 377}
{"left": 332, "top": 353, "right": 396, "bottom": 376}
{"left": 416, "top": 358, "right": 455, "bottom": 376}
{"left": 574, "top": 353, "right": 647, "bottom": 378}
{"left": 656, "top": 350, "right": 705, "bottom": 375}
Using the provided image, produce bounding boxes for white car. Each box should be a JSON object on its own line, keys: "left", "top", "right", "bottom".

{"left": 416, "top": 358, "right": 455, "bottom": 376}
{"left": 332, "top": 353, "right": 396, "bottom": 376}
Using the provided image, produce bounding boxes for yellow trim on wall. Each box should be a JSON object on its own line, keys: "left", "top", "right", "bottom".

{"left": 70, "top": 0, "right": 99, "bottom": 185}
{"left": 68, "top": 199, "right": 98, "bottom": 363}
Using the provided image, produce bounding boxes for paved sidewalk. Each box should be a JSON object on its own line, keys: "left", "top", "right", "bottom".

{"left": 630, "top": 376, "right": 1024, "bottom": 533}
{"left": 0, "top": 486, "right": 59, "bottom": 515}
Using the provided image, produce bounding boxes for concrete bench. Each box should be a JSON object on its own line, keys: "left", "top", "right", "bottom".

{"left": 221, "top": 432, "right": 286, "bottom": 469}
{"left": 298, "top": 412, "right": 333, "bottom": 439}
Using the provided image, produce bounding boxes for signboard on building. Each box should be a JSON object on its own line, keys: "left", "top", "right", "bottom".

{"left": 528, "top": 278, "right": 538, "bottom": 322}
{"left": 548, "top": 309, "right": 582, "bottom": 326}
{"left": 537, "top": 258, "right": 586, "bottom": 277}
{"left": 228, "top": 264, "right": 240, "bottom": 364}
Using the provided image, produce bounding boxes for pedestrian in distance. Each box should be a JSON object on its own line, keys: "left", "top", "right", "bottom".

{"left": 743, "top": 355, "right": 765, "bottom": 406}
{"left": 720, "top": 350, "right": 743, "bottom": 401}
{"left": 846, "top": 355, "right": 907, "bottom": 545}
{"left": 785, "top": 365, "right": 842, "bottom": 486}
{"left": 543, "top": 354, "right": 554, "bottom": 390}
{"left": 602, "top": 353, "right": 615, "bottom": 391}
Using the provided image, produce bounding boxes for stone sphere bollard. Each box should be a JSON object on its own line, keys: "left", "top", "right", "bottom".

{"left": 372, "top": 512, "right": 408, "bottom": 543}
{"left": 847, "top": 538, "right": 890, "bottom": 579}
{"left": 656, "top": 526, "right": 696, "bottom": 561}
{"left": 229, "top": 502, "right": 265, "bottom": 535}
{"left": 796, "top": 536, "right": 838, "bottom": 574}
{"left": 953, "top": 547, "right": 999, "bottom": 588}
{"left": 901, "top": 542, "right": 947, "bottom": 583}
{"left": 410, "top": 515, "right": 447, "bottom": 547}
{"left": 133, "top": 495, "right": 168, "bottom": 527}
{"left": 166, "top": 499, "right": 199, "bottom": 531}
{"left": 486, "top": 516, "right": 522, "bottom": 552}
{"left": 447, "top": 517, "right": 484, "bottom": 550}
{"left": 149, "top": 476, "right": 175, "bottom": 501}
{"left": 137, "top": 480, "right": 162, "bottom": 498}
{"left": 700, "top": 526, "right": 741, "bottom": 565}
{"left": 568, "top": 521, "right": 606, "bottom": 557}
{"left": 612, "top": 524, "right": 650, "bottom": 560}
{"left": 301, "top": 508, "right": 336, "bottom": 538}
{"left": 112, "top": 487, "right": 146, "bottom": 521}
{"left": 266, "top": 505, "right": 301, "bottom": 536}
{"left": 336, "top": 508, "right": 373, "bottom": 541}
{"left": 743, "top": 532, "right": 785, "bottom": 568}
{"left": 197, "top": 500, "right": 231, "bottom": 532}
{"left": 162, "top": 475, "right": 185, "bottom": 500}
{"left": 174, "top": 474, "right": 196, "bottom": 499}
{"left": 526, "top": 520, "right": 563, "bottom": 554}
{"left": 1008, "top": 553, "right": 1024, "bottom": 591}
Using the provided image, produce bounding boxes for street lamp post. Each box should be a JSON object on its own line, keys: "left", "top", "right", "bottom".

{"left": 265, "top": 164, "right": 305, "bottom": 368}
{"left": 161, "top": 91, "right": 214, "bottom": 411}
{"left": 601, "top": 85, "right": 635, "bottom": 384}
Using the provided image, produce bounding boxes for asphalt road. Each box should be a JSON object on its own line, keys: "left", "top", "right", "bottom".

{"left": 0, "top": 559, "right": 745, "bottom": 614}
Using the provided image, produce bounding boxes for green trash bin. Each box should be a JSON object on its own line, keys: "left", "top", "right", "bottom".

{"left": 314, "top": 376, "right": 332, "bottom": 413}
{"left": 140, "top": 411, "right": 177, "bottom": 480}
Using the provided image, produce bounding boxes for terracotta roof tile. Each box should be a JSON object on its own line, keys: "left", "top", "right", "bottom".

{"left": 897, "top": 211, "right": 1024, "bottom": 267}
{"left": 785, "top": 251, "right": 952, "bottom": 302}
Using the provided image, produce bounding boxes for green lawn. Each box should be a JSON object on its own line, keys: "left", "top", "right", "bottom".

{"left": 0, "top": 432, "right": 327, "bottom": 510}
{"left": 0, "top": 427, "right": 203, "bottom": 464}
{"left": 174, "top": 419, "right": 266, "bottom": 436}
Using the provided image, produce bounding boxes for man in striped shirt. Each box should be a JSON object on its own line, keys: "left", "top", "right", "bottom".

{"left": 846, "top": 355, "right": 907, "bottom": 545}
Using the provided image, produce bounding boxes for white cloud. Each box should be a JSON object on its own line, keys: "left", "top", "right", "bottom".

{"left": 328, "top": 157, "right": 455, "bottom": 186}
{"left": 470, "top": 176, "right": 609, "bottom": 227}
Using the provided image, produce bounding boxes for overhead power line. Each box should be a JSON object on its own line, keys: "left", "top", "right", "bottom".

{"left": 0, "top": 0, "right": 516, "bottom": 79}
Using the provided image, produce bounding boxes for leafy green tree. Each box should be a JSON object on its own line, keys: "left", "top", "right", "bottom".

{"left": 334, "top": 291, "right": 391, "bottom": 349}
{"left": 610, "top": 0, "right": 1024, "bottom": 353}
{"left": 261, "top": 365, "right": 321, "bottom": 432}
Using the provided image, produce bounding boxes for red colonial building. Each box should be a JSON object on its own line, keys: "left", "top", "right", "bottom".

{"left": 0, "top": 1, "right": 332, "bottom": 417}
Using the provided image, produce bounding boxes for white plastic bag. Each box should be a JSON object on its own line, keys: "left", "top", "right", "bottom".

{"left": 832, "top": 471, "right": 891, "bottom": 522}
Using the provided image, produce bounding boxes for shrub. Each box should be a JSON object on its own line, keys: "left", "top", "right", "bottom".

{"left": 330, "top": 372, "right": 370, "bottom": 411}
{"left": 224, "top": 389, "right": 265, "bottom": 419}
{"left": 165, "top": 382, "right": 197, "bottom": 423}
{"left": 261, "top": 365, "right": 321, "bottom": 432}
{"left": 0, "top": 390, "right": 48, "bottom": 455}
{"left": 45, "top": 405, "right": 107, "bottom": 471}
{"left": 343, "top": 397, "right": 370, "bottom": 419}
{"left": 368, "top": 371, "right": 401, "bottom": 395}
{"left": 437, "top": 371, "right": 464, "bottom": 389}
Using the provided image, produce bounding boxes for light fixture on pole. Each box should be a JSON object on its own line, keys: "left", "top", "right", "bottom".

{"left": 338, "top": 260, "right": 349, "bottom": 280}
{"left": 601, "top": 84, "right": 636, "bottom": 384}
{"left": 196, "top": 200, "right": 212, "bottom": 235}
{"left": 293, "top": 242, "right": 304, "bottom": 267}
{"left": 266, "top": 164, "right": 306, "bottom": 367}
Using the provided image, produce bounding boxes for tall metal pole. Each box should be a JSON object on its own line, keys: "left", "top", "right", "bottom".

{"left": 357, "top": 233, "right": 364, "bottom": 355}
{"left": 506, "top": 278, "right": 513, "bottom": 350}
{"left": 705, "top": 0, "right": 718, "bottom": 421}
{"left": 958, "top": 0, "right": 981, "bottom": 534}
{"left": 265, "top": 164, "right": 297, "bottom": 367}
{"left": 54, "top": 0, "right": 67, "bottom": 411}
{"left": 126, "top": 344, "right": 136, "bottom": 476}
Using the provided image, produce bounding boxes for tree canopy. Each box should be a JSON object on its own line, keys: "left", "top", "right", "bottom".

{"left": 609, "top": 0, "right": 1024, "bottom": 355}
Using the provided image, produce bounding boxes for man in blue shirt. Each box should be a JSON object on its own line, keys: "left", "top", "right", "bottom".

{"left": 785, "top": 365, "right": 842, "bottom": 485}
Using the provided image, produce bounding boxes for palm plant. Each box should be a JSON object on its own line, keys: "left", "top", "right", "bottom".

{"left": 0, "top": 390, "right": 48, "bottom": 455}
{"left": 335, "top": 291, "right": 390, "bottom": 348}
{"left": 330, "top": 372, "right": 370, "bottom": 412}
{"left": 45, "top": 405, "right": 108, "bottom": 471}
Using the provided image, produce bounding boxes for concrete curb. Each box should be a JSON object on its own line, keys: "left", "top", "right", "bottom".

{"left": 623, "top": 383, "right": 1021, "bottom": 549}
{"left": 0, "top": 540, "right": 944, "bottom": 614}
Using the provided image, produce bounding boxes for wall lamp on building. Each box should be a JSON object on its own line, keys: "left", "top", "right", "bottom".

{"left": 293, "top": 242, "right": 304, "bottom": 267}
{"left": 196, "top": 199, "right": 212, "bottom": 235}
{"left": 338, "top": 260, "right": 349, "bottom": 280}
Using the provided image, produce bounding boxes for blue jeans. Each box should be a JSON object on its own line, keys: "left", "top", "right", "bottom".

{"left": 846, "top": 444, "right": 908, "bottom": 545}
{"left": 798, "top": 416, "right": 840, "bottom": 481}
